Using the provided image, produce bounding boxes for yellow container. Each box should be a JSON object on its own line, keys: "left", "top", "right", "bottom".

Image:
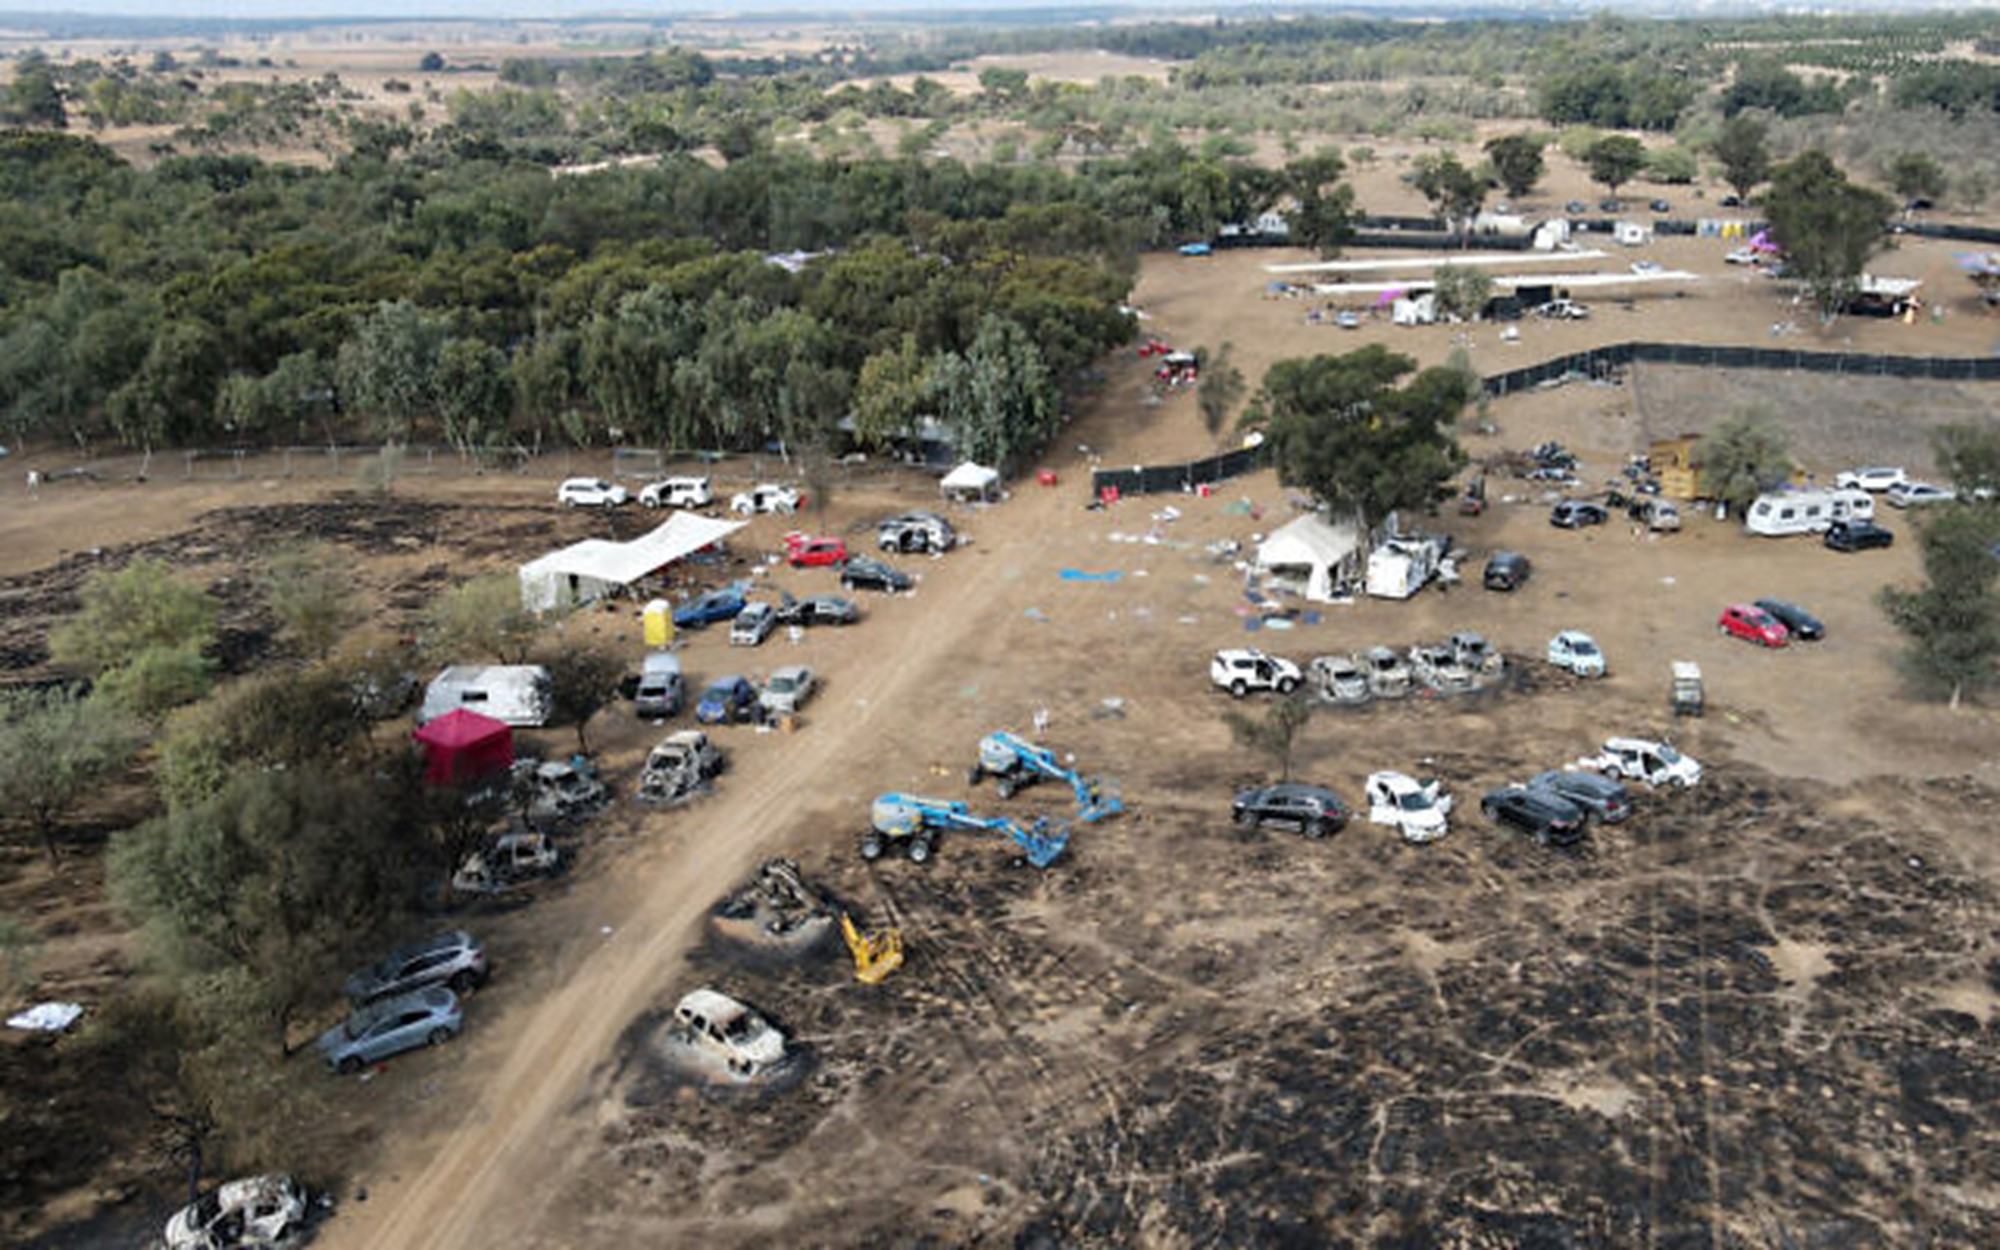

{"left": 643, "top": 599, "right": 674, "bottom": 648}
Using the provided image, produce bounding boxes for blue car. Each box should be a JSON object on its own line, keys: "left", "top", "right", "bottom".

{"left": 316, "top": 986, "right": 462, "bottom": 1074}
{"left": 696, "top": 675, "right": 760, "bottom": 724}
{"left": 673, "top": 586, "right": 746, "bottom": 629}
{"left": 1178, "top": 241, "right": 1212, "bottom": 257}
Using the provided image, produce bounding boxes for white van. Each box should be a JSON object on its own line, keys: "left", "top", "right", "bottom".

{"left": 633, "top": 652, "right": 684, "bottom": 720}
{"left": 419, "top": 665, "right": 552, "bottom": 727}
{"left": 1745, "top": 488, "right": 1873, "bottom": 537}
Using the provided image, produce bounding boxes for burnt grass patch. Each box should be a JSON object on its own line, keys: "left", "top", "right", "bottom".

{"left": 587, "top": 772, "right": 2000, "bottom": 1247}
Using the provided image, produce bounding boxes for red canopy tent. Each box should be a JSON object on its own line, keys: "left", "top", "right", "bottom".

{"left": 411, "top": 708, "right": 514, "bottom": 786}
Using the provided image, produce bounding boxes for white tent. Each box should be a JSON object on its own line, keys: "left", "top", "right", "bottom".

{"left": 940, "top": 462, "right": 1001, "bottom": 502}
{"left": 1255, "top": 513, "right": 1363, "bottom": 603}
{"left": 518, "top": 513, "right": 745, "bottom": 612}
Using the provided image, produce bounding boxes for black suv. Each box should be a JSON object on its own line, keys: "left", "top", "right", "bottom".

{"left": 1231, "top": 783, "right": 1348, "bottom": 839}
{"left": 1527, "top": 771, "right": 1631, "bottom": 824}
{"left": 1824, "top": 520, "right": 1893, "bottom": 553}
{"left": 1481, "top": 786, "right": 1586, "bottom": 847}
{"left": 841, "top": 555, "right": 913, "bottom": 593}
{"left": 1754, "top": 598, "right": 1825, "bottom": 641}
{"left": 1550, "top": 500, "right": 1609, "bottom": 529}
{"left": 1484, "top": 551, "right": 1532, "bottom": 592}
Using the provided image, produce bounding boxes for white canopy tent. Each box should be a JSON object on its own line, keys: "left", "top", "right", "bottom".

{"left": 1255, "top": 513, "right": 1363, "bottom": 603}
{"left": 519, "top": 513, "right": 745, "bottom": 613}
{"left": 940, "top": 461, "right": 1001, "bottom": 502}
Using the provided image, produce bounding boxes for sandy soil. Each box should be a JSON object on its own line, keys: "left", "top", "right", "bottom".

{"left": 6, "top": 233, "right": 2000, "bottom": 1246}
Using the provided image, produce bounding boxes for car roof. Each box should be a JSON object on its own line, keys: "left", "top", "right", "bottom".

{"left": 390, "top": 929, "right": 473, "bottom": 960}
{"left": 769, "top": 665, "right": 810, "bottom": 681}
{"left": 1257, "top": 781, "right": 1339, "bottom": 800}
{"left": 678, "top": 987, "right": 753, "bottom": 1020}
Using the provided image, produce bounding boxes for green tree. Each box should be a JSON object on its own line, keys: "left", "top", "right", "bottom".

{"left": 1712, "top": 117, "right": 1770, "bottom": 204}
{"left": 1223, "top": 694, "right": 1312, "bottom": 783}
{"left": 50, "top": 557, "right": 217, "bottom": 677}
{"left": 1282, "top": 148, "right": 1356, "bottom": 257}
{"left": 851, "top": 335, "right": 933, "bottom": 452}
{"left": 1585, "top": 135, "right": 1647, "bottom": 201}
{"left": 1763, "top": 149, "right": 1895, "bottom": 322}
{"left": 433, "top": 337, "right": 513, "bottom": 455}
{"left": 334, "top": 300, "right": 446, "bottom": 441}
{"left": 1693, "top": 407, "right": 1792, "bottom": 516}
{"left": 1431, "top": 264, "right": 1495, "bottom": 321}
{"left": 1247, "top": 344, "right": 1472, "bottom": 536}
{"left": 261, "top": 543, "right": 358, "bottom": 662}
{"left": 0, "top": 688, "right": 137, "bottom": 862}
{"left": 1645, "top": 146, "right": 1697, "bottom": 185}
{"left": 156, "top": 667, "right": 374, "bottom": 811}
{"left": 1483, "top": 134, "right": 1545, "bottom": 199}
{"left": 1413, "top": 151, "right": 1485, "bottom": 244}
{"left": 1197, "top": 342, "right": 1246, "bottom": 440}
{"left": 930, "top": 314, "right": 1055, "bottom": 467}
{"left": 109, "top": 766, "right": 428, "bottom": 1054}
{"left": 537, "top": 645, "right": 625, "bottom": 756}
{"left": 4, "top": 51, "right": 67, "bottom": 129}
{"left": 1886, "top": 152, "right": 1948, "bottom": 207}
{"left": 1879, "top": 506, "right": 2000, "bottom": 707}
{"left": 424, "top": 574, "right": 542, "bottom": 663}
{"left": 1931, "top": 423, "right": 2000, "bottom": 503}
{"left": 94, "top": 645, "right": 213, "bottom": 720}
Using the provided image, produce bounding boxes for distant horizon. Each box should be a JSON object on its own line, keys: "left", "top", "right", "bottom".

{"left": 1, "top": 0, "right": 1993, "bottom": 30}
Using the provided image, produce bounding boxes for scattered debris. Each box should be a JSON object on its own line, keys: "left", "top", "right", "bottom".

{"left": 7, "top": 1002, "right": 83, "bottom": 1033}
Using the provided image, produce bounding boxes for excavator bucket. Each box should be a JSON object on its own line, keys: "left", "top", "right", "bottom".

{"left": 841, "top": 913, "right": 904, "bottom": 984}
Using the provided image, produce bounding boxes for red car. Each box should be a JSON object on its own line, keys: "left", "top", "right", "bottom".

{"left": 783, "top": 533, "right": 848, "bottom": 568}
{"left": 1718, "top": 603, "right": 1789, "bottom": 648}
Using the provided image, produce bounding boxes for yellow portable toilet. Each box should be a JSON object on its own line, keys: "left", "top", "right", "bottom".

{"left": 643, "top": 599, "right": 674, "bottom": 648}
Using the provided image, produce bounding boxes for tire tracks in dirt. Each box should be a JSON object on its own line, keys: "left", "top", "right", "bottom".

{"left": 319, "top": 480, "right": 1084, "bottom": 1250}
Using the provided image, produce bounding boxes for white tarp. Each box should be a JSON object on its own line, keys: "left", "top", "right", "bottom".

{"left": 940, "top": 462, "right": 1001, "bottom": 500}
{"left": 1255, "top": 513, "right": 1362, "bottom": 603}
{"left": 519, "top": 513, "right": 744, "bottom": 613}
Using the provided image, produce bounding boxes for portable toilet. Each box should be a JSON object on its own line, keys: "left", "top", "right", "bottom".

{"left": 643, "top": 598, "right": 674, "bottom": 648}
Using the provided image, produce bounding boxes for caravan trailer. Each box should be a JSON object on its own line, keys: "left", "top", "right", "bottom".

{"left": 419, "top": 665, "right": 553, "bottom": 727}
{"left": 1745, "top": 489, "right": 1873, "bottom": 537}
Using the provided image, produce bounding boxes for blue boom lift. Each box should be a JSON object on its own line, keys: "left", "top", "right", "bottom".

{"left": 967, "top": 731, "right": 1123, "bottom": 824}
{"left": 862, "top": 793, "right": 1069, "bottom": 869}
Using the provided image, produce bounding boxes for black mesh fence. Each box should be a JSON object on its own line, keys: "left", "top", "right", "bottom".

{"left": 1095, "top": 343, "right": 2000, "bottom": 497}
{"left": 1090, "top": 443, "right": 1267, "bottom": 500}
{"left": 1483, "top": 342, "right": 2000, "bottom": 397}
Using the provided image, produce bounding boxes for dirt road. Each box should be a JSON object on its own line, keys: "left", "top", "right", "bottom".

{"left": 314, "top": 458, "right": 1101, "bottom": 1249}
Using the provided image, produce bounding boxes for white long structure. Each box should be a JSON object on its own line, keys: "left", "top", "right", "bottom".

{"left": 518, "top": 513, "right": 745, "bottom": 613}
{"left": 1266, "top": 250, "right": 1611, "bottom": 275}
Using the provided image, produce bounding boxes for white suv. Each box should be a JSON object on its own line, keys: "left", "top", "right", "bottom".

{"left": 558, "top": 477, "right": 628, "bottom": 508}
{"left": 1210, "top": 649, "right": 1302, "bottom": 697}
{"left": 1590, "top": 737, "right": 1700, "bottom": 789}
{"left": 1834, "top": 466, "right": 1907, "bottom": 492}
{"left": 639, "top": 475, "right": 713, "bottom": 508}
{"left": 730, "top": 483, "right": 802, "bottom": 516}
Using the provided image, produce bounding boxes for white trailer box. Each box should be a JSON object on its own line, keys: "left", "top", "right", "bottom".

{"left": 419, "top": 665, "right": 553, "bottom": 727}
{"left": 1745, "top": 488, "right": 1873, "bottom": 537}
{"left": 1365, "top": 535, "right": 1444, "bottom": 600}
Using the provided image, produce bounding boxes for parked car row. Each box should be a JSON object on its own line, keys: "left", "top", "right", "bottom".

{"left": 320, "top": 929, "right": 488, "bottom": 1075}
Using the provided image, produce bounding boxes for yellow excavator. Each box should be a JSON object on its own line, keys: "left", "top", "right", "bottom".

{"left": 840, "top": 912, "right": 904, "bottom": 984}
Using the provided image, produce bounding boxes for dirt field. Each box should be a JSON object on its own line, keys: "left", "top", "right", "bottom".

{"left": 7, "top": 232, "right": 2000, "bottom": 1247}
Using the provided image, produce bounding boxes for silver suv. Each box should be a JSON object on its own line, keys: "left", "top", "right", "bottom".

{"left": 345, "top": 930, "right": 487, "bottom": 1006}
